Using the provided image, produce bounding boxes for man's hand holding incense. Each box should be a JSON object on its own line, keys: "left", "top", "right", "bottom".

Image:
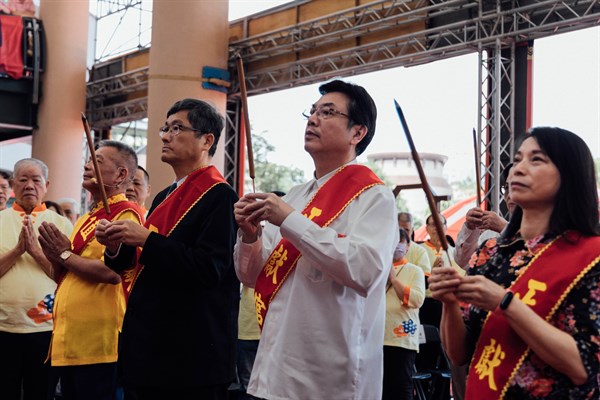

{"left": 104, "top": 220, "right": 150, "bottom": 247}
{"left": 428, "top": 263, "right": 462, "bottom": 306}
{"left": 234, "top": 192, "right": 294, "bottom": 243}
{"left": 464, "top": 207, "right": 507, "bottom": 233}
{"left": 95, "top": 219, "right": 120, "bottom": 254}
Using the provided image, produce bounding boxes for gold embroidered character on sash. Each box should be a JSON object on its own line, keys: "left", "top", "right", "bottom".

{"left": 254, "top": 292, "right": 266, "bottom": 326}
{"left": 265, "top": 244, "right": 287, "bottom": 285}
{"left": 474, "top": 338, "right": 506, "bottom": 391}
{"left": 79, "top": 216, "right": 98, "bottom": 242}
{"left": 253, "top": 165, "right": 383, "bottom": 331}
{"left": 465, "top": 234, "right": 600, "bottom": 400}
{"left": 515, "top": 279, "right": 547, "bottom": 306}
{"left": 304, "top": 207, "right": 322, "bottom": 221}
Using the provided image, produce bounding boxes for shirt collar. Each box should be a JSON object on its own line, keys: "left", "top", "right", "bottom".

{"left": 12, "top": 202, "right": 46, "bottom": 214}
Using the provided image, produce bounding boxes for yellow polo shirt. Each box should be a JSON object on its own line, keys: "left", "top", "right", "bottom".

{"left": 51, "top": 208, "right": 140, "bottom": 366}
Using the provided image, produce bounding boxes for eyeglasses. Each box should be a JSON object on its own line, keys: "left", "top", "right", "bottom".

{"left": 158, "top": 124, "right": 202, "bottom": 138}
{"left": 302, "top": 105, "right": 351, "bottom": 120}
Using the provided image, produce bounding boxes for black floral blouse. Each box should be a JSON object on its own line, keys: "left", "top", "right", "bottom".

{"left": 464, "top": 232, "right": 600, "bottom": 400}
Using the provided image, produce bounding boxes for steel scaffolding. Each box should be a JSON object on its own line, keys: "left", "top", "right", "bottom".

{"left": 86, "top": 0, "right": 600, "bottom": 197}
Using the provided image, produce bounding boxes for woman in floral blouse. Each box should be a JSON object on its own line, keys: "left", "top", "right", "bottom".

{"left": 429, "top": 127, "right": 599, "bottom": 400}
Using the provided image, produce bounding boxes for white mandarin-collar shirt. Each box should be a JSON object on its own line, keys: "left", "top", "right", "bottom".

{"left": 234, "top": 161, "right": 399, "bottom": 400}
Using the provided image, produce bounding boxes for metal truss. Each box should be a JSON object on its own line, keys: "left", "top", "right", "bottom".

{"left": 229, "top": 0, "right": 459, "bottom": 63}
{"left": 87, "top": 97, "right": 147, "bottom": 129}
{"left": 86, "top": 67, "right": 148, "bottom": 128}
{"left": 86, "top": 0, "right": 600, "bottom": 191}
{"left": 94, "top": 0, "right": 143, "bottom": 20}
{"left": 87, "top": 67, "right": 148, "bottom": 99}
{"left": 92, "top": 0, "right": 152, "bottom": 63}
{"left": 230, "top": 0, "right": 600, "bottom": 95}
{"left": 88, "top": 1, "right": 600, "bottom": 121}
{"left": 224, "top": 98, "right": 241, "bottom": 187}
{"left": 477, "top": 39, "right": 516, "bottom": 215}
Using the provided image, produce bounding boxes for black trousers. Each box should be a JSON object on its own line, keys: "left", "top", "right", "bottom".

{"left": 0, "top": 330, "right": 56, "bottom": 400}
{"left": 56, "top": 362, "right": 118, "bottom": 400}
{"left": 383, "top": 345, "right": 417, "bottom": 400}
{"left": 123, "top": 383, "right": 229, "bottom": 400}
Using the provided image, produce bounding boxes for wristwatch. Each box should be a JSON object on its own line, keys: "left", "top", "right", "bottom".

{"left": 59, "top": 250, "right": 73, "bottom": 264}
{"left": 499, "top": 290, "right": 514, "bottom": 311}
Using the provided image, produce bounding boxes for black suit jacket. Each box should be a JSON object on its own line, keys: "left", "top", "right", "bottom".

{"left": 111, "top": 181, "right": 239, "bottom": 387}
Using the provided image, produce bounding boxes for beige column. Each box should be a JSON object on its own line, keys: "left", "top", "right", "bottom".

{"left": 33, "top": 0, "right": 89, "bottom": 202}
{"left": 146, "top": 0, "right": 229, "bottom": 199}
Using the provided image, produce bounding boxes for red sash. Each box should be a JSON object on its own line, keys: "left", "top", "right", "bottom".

{"left": 71, "top": 194, "right": 142, "bottom": 255}
{"left": 466, "top": 233, "right": 600, "bottom": 400}
{"left": 57, "top": 194, "right": 142, "bottom": 289}
{"left": 253, "top": 165, "right": 383, "bottom": 330}
{"left": 121, "top": 166, "right": 226, "bottom": 300}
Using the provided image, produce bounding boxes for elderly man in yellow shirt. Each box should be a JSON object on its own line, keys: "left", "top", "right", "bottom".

{"left": 38, "top": 140, "right": 143, "bottom": 400}
{"left": 0, "top": 158, "right": 73, "bottom": 400}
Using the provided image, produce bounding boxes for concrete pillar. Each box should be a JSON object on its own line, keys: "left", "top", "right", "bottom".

{"left": 146, "top": 0, "right": 229, "bottom": 199}
{"left": 34, "top": 0, "right": 88, "bottom": 203}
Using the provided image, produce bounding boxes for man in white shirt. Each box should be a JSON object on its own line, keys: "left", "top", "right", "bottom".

{"left": 234, "top": 80, "right": 398, "bottom": 400}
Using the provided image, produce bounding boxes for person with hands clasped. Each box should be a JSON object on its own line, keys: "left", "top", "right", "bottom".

{"left": 429, "top": 127, "right": 600, "bottom": 400}
{"left": 37, "top": 141, "right": 143, "bottom": 400}
{"left": 234, "top": 80, "right": 398, "bottom": 400}
{"left": 0, "top": 158, "right": 72, "bottom": 400}
{"left": 383, "top": 228, "right": 425, "bottom": 400}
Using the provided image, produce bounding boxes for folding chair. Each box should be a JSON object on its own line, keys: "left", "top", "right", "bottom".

{"left": 414, "top": 324, "right": 453, "bottom": 400}
{"left": 412, "top": 364, "right": 432, "bottom": 400}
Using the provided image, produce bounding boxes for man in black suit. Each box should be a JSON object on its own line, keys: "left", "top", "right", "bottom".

{"left": 97, "top": 99, "right": 239, "bottom": 400}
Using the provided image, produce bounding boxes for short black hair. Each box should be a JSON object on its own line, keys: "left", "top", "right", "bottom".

{"left": 398, "top": 227, "right": 410, "bottom": 243}
{"left": 137, "top": 165, "right": 150, "bottom": 184}
{"left": 426, "top": 213, "right": 447, "bottom": 226}
{"left": 43, "top": 200, "right": 64, "bottom": 216}
{"left": 0, "top": 169, "right": 11, "bottom": 181}
{"left": 501, "top": 162, "right": 513, "bottom": 185}
{"left": 167, "top": 98, "right": 224, "bottom": 157}
{"left": 318, "top": 80, "right": 377, "bottom": 156}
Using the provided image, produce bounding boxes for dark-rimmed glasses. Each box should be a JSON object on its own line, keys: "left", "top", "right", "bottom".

{"left": 158, "top": 124, "right": 202, "bottom": 138}
{"left": 302, "top": 105, "right": 350, "bottom": 120}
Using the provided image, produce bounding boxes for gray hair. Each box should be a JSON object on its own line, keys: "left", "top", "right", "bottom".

{"left": 398, "top": 212, "right": 413, "bottom": 224}
{"left": 57, "top": 197, "right": 81, "bottom": 214}
{"left": 14, "top": 158, "right": 49, "bottom": 182}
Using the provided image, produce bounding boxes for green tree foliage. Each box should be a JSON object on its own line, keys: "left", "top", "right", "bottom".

{"left": 250, "top": 134, "right": 306, "bottom": 194}
{"left": 362, "top": 160, "right": 408, "bottom": 211}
